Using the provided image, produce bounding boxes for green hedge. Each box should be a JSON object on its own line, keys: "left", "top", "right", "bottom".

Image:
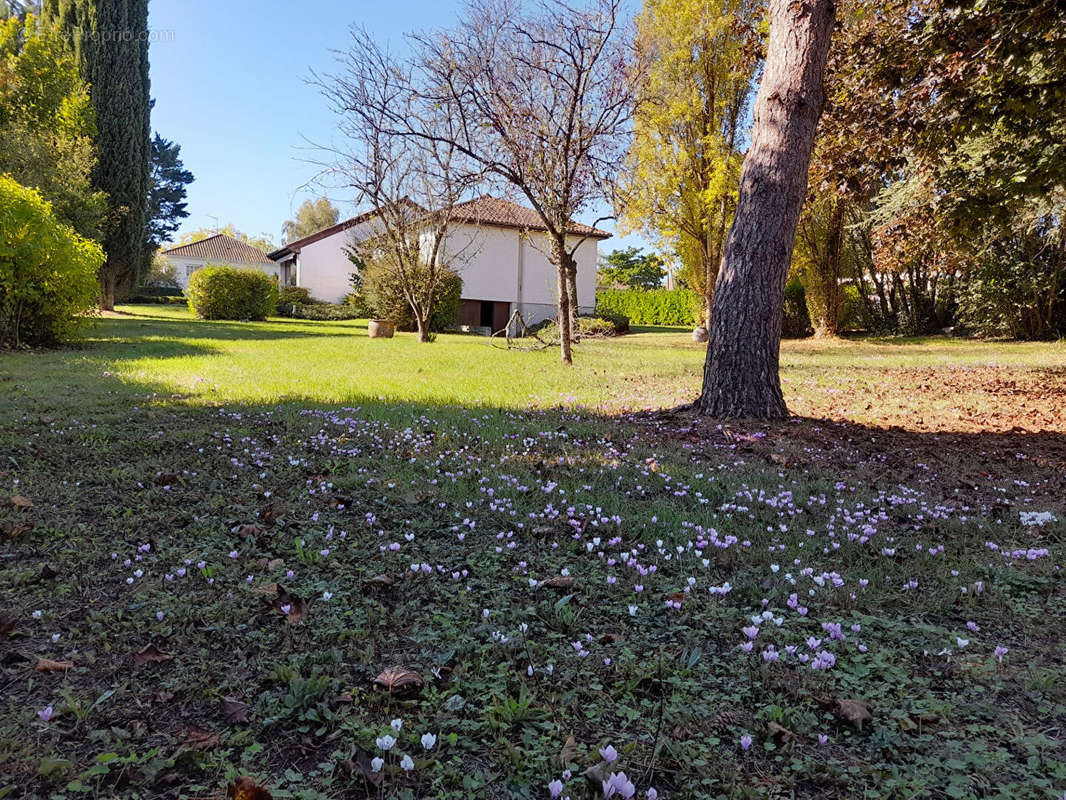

{"left": 125, "top": 295, "right": 186, "bottom": 305}
{"left": 282, "top": 303, "right": 362, "bottom": 321}
{"left": 596, "top": 288, "right": 700, "bottom": 327}
{"left": 0, "top": 176, "right": 103, "bottom": 347}
{"left": 186, "top": 265, "right": 278, "bottom": 321}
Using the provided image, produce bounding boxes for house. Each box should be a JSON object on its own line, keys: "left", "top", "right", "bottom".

{"left": 267, "top": 196, "right": 610, "bottom": 330}
{"left": 162, "top": 234, "right": 280, "bottom": 290}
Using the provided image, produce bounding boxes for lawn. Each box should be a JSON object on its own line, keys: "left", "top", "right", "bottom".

{"left": 1, "top": 307, "right": 1064, "bottom": 800}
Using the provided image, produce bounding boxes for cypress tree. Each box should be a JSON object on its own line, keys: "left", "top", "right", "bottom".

{"left": 42, "top": 0, "right": 151, "bottom": 308}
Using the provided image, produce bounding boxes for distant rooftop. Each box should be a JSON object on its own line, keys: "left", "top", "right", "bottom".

{"left": 163, "top": 233, "right": 274, "bottom": 264}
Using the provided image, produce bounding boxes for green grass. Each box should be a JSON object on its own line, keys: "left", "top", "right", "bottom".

{"left": 1, "top": 307, "right": 1064, "bottom": 799}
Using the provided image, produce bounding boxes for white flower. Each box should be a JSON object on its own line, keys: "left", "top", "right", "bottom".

{"left": 376, "top": 734, "right": 396, "bottom": 751}
{"left": 370, "top": 757, "right": 384, "bottom": 772}
{"left": 390, "top": 718, "right": 403, "bottom": 733}
{"left": 32, "top": 610, "right": 42, "bottom": 619}
{"left": 400, "top": 754, "right": 414, "bottom": 771}
{"left": 420, "top": 732, "right": 437, "bottom": 750}
{"left": 628, "top": 605, "right": 638, "bottom": 616}
{"left": 322, "top": 591, "right": 333, "bottom": 601}
{"left": 956, "top": 637, "right": 969, "bottom": 648}
{"left": 1019, "top": 510, "right": 1058, "bottom": 527}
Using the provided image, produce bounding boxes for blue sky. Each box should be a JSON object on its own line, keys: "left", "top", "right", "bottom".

{"left": 149, "top": 0, "right": 645, "bottom": 253}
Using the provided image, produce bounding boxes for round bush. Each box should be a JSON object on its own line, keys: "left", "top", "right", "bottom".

{"left": 362, "top": 262, "right": 462, "bottom": 332}
{"left": 0, "top": 176, "right": 103, "bottom": 347}
{"left": 186, "top": 265, "right": 279, "bottom": 321}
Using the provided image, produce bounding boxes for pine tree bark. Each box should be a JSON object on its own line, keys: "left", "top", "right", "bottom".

{"left": 697, "top": 0, "right": 836, "bottom": 418}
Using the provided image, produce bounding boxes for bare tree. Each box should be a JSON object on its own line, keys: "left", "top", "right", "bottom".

{"left": 314, "top": 32, "right": 481, "bottom": 343}
{"left": 696, "top": 0, "right": 836, "bottom": 417}
{"left": 369, "top": 0, "right": 635, "bottom": 364}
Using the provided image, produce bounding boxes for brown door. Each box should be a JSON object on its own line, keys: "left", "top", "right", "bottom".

{"left": 493, "top": 302, "right": 511, "bottom": 332}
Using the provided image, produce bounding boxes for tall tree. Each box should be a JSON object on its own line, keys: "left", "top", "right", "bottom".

{"left": 145, "top": 133, "right": 193, "bottom": 261}
{"left": 282, "top": 198, "right": 340, "bottom": 243}
{"left": 0, "top": 13, "right": 106, "bottom": 237}
{"left": 364, "top": 0, "right": 635, "bottom": 363}
{"left": 317, "top": 28, "right": 482, "bottom": 343}
{"left": 619, "top": 0, "right": 760, "bottom": 326}
{"left": 597, "top": 247, "right": 665, "bottom": 289}
{"left": 696, "top": 0, "right": 835, "bottom": 418}
{"left": 42, "top": 0, "right": 151, "bottom": 309}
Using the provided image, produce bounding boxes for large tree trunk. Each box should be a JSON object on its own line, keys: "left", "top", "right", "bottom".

{"left": 99, "top": 268, "right": 116, "bottom": 312}
{"left": 566, "top": 262, "right": 579, "bottom": 337}
{"left": 551, "top": 236, "right": 574, "bottom": 364}
{"left": 697, "top": 0, "right": 835, "bottom": 419}
{"left": 812, "top": 198, "right": 846, "bottom": 337}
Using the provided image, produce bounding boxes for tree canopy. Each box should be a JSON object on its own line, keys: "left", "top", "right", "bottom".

{"left": 282, "top": 198, "right": 340, "bottom": 244}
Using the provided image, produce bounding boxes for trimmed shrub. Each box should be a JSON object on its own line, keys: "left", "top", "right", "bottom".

{"left": 125, "top": 295, "right": 186, "bottom": 305}
{"left": 186, "top": 266, "right": 278, "bottom": 321}
{"left": 596, "top": 288, "right": 699, "bottom": 327}
{"left": 362, "top": 262, "right": 462, "bottom": 332}
{"left": 782, "top": 279, "right": 813, "bottom": 338}
{"left": 276, "top": 285, "right": 312, "bottom": 313}
{"left": 0, "top": 176, "right": 103, "bottom": 347}
{"left": 535, "top": 314, "right": 629, "bottom": 341}
{"left": 135, "top": 284, "right": 184, "bottom": 297}
{"left": 284, "top": 303, "right": 362, "bottom": 321}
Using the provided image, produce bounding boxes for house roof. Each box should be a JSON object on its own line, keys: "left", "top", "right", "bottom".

{"left": 269, "top": 198, "right": 425, "bottom": 260}
{"left": 450, "top": 196, "right": 612, "bottom": 239}
{"left": 163, "top": 233, "right": 273, "bottom": 264}
{"left": 268, "top": 196, "right": 610, "bottom": 260}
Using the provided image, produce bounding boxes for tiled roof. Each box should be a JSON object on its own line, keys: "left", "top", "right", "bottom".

{"left": 268, "top": 196, "right": 610, "bottom": 260}
{"left": 450, "top": 196, "right": 612, "bottom": 239}
{"left": 163, "top": 234, "right": 273, "bottom": 264}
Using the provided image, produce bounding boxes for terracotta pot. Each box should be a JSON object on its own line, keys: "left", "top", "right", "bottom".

{"left": 368, "top": 319, "right": 395, "bottom": 339}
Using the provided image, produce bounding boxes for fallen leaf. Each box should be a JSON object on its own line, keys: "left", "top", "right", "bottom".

{"left": 220, "top": 696, "right": 251, "bottom": 724}
{"left": 154, "top": 473, "right": 179, "bottom": 486}
{"left": 836, "top": 699, "right": 872, "bottom": 730}
{"left": 35, "top": 658, "right": 73, "bottom": 673}
{"left": 0, "top": 614, "right": 17, "bottom": 636}
{"left": 766, "top": 721, "right": 797, "bottom": 742}
{"left": 252, "top": 582, "right": 278, "bottom": 597}
{"left": 235, "top": 523, "right": 266, "bottom": 539}
{"left": 182, "top": 726, "right": 221, "bottom": 751}
{"left": 5, "top": 522, "right": 31, "bottom": 539}
{"left": 39, "top": 564, "right": 59, "bottom": 580}
{"left": 227, "top": 776, "right": 272, "bottom": 800}
{"left": 11, "top": 495, "right": 32, "bottom": 509}
{"left": 373, "top": 667, "right": 423, "bottom": 695}
{"left": 270, "top": 585, "right": 308, "bottom": 622}
{"left": 559, "top": 734, "right": 579, "bottom": 766}
{"left": 336, "top": 747, "right": 384, "bottom": 786}
{"left": 134, "top": 644, "right": 174, "bottom": 666}
{"left": 537, "top": 576, "right": 576, "bottom": 590}
{"left": 363, "top": 574, "right": 399, "bottom": 591}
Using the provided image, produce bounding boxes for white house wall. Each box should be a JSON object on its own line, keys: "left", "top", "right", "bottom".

{"left": 294, "top": 219, "right": 375, "bottom": 303}
{"left": 281, "top": 219, "right": 601, "bottom": 322}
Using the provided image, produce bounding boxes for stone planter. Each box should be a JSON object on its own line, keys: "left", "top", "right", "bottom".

{"left": 692, "top": 326, "right": 709, "bottom": 343}
{"left": 368, "top": 319, "right": 395, "bottom": 339}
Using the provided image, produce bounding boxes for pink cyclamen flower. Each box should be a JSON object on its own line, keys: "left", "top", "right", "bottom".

{"left": 818, "top": 733, "right": 828, "bottom": 745}
{"left": 37, "top": 705, "right": 53, "bottom": 722}
{"left": 740, "top": 734, "right": 753, "bottom": 751}
{"left": 548, "top": 779, "right": 564, "bottom": 798}
{"left": 599, "top": 744, "right": 618, "bottom": 764}
{"left": 602, "top": 771, "right": 635, "bottom": 799}
{"left": 156, "top": 611, "right": 165, "bottom": 622}
{"left": 994, "top": 645, "right": 1008, "bottom": 662}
